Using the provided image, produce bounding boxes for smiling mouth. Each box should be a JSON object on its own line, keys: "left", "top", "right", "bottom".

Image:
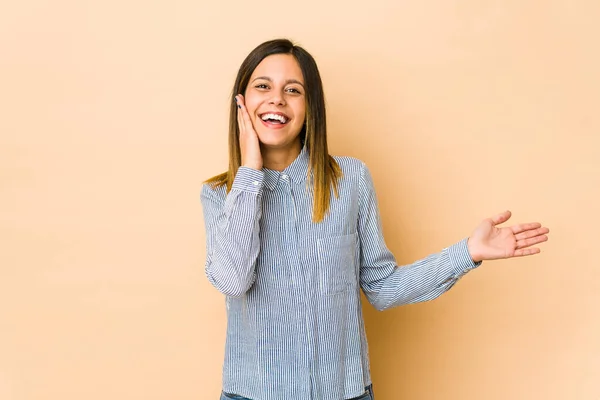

{"left": 260, "top": 113, "right": 289, "bottom": 125}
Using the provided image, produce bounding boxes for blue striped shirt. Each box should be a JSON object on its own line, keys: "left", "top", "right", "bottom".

{"left": 201, "top": 147, "right": 481, "bottom": 400}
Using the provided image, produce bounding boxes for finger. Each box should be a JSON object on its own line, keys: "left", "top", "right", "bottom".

{"left": 511, "top": 222, "right": 543, "bottom": 235}
{"left": 516, "top": 234, "right": 548, "bottom": 249}
{"left": 238, "top": 97, "right": 254, "bottom": 130}
{"left": 513, "top": 247, "right": 541, "bottom": 257}
{"left": 490, "top": 210, "right": 511, "bottom": 226}
{"left": 514, "top": 226, "right": 550, "bottom": 241}
{"left": 236, "top": 95, "right": 245, "bottom": 134}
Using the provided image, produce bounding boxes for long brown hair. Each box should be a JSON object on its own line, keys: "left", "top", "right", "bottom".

{"left": 205, "top": 38, "right": 342, "bottom": 223}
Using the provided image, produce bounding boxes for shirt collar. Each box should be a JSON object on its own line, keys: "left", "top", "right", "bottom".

{"left": 262, "top": 146, "right": 309, "bottom": 191}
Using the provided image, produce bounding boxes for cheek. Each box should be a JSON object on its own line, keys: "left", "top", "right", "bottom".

{"left": 293, "top": 102, "right": 306, "bottom": 124}
{"left": 245, "top": 105, "right": 258, "bottom": 118}
{"left": 243, "top": 94, "right": 260, "bottom": 116}
{"left": 296, "top": 111, "right": 306, "bottom": 127}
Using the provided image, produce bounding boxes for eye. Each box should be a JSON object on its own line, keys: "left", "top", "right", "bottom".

{"left": 255, "top": 83, "right": 269, "bottom": 89}
{"left": 286, "top": 87, "right": 302, "bottom": 94}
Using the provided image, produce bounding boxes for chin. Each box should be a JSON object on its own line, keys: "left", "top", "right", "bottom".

{"left": 259, "top": 140, "right": 294, "bottom": 149}
{"left": 257, "top": 133, "right": 298, "bottom": 148}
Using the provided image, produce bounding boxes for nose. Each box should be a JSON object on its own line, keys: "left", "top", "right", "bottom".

{"left": 268, "top": 89, "right": 286, "bottom": 106}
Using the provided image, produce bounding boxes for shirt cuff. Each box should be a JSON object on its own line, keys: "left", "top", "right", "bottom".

{"left": 231, "top": 167, "right": 265, "bottom": 193}
{"left": 447, "top": 238, "right": 482, "bottom": 276}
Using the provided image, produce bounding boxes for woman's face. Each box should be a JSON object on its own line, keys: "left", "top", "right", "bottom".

{"left": 243, "top": 54, "right": 306, "bottom": 152}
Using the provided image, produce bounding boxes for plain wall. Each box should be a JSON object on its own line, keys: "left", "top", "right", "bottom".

{"left": 1, "top": 0, "right": 598, "bottom": 399}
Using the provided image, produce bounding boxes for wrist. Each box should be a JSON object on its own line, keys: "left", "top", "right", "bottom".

{"left": 241, "top": 157, "right": 262, "bottom": 170}
{"left": 467, "top": 237, "right": 482, "bottom": 263}
{"left": 242, "top": 163, "right": 262, "bottom": 171}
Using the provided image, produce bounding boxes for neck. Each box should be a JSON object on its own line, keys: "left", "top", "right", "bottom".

{"left": 261, "top": 141, "right": 302, "bottom": 172}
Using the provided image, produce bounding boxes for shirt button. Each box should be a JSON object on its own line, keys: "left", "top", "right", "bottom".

{"left": 252, "top": 181, "right": 259, "bottom": 186}
{"left": 281, "top": 174, "right": 288, "bottom": 180}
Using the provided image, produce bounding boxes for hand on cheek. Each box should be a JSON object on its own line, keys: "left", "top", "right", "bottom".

{"left": 236, "top": 94, "right": 263, "bottom": 171}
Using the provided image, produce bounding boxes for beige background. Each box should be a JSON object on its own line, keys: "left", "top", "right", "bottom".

{"left": 1, "top": 0, "right": 598, "bottom": 399}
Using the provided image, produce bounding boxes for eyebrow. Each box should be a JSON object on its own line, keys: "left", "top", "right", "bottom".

{"left": 251, "top": 76, "right": 305, "bottom": 88}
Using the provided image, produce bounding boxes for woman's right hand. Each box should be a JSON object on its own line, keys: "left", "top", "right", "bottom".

{"left": 236, "top": 94, "right": 263, "bottom": 170}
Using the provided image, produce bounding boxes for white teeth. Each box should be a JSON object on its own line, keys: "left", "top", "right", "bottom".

{"left": 261, "top": 113, "right": 287, "bottom": 123}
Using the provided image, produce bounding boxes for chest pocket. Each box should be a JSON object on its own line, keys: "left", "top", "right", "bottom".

{"left": 316, "top": 233, "right": 358, "bottom": 295}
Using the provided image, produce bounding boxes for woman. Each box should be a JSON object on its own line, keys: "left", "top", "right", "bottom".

{"left": 201, "top": 38, "right": 549, "bottom": 400}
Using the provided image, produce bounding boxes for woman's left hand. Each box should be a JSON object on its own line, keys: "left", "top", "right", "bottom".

{"left": 467, "top": 210, "right": 549, "bottom": 263}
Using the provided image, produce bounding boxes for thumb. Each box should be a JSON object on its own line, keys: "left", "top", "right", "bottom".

{"left": 490, "top": 210, "right": 512, "bottom": 226}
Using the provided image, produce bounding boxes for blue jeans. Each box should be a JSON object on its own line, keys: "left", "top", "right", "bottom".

{"left": 220, "top": 384, "right": 375, "bottom": 400}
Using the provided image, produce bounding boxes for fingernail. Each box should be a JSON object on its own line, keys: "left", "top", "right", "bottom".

{"left": 234, "top": 97, "right": 238, "bottom": 103}
{"left": 238, "top": 105, "right": 241, "bottom": 109}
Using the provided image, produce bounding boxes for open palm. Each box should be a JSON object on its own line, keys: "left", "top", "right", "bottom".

{"left": 467, "top": 211, "right": 549, "bottom": 262}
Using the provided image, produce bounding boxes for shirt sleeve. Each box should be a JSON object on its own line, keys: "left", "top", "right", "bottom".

{"left": 357, "top": 162, "right": 482, "bottom": 311}
{"left": 200, "top": 167, "right": 265, "bottom": 297}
